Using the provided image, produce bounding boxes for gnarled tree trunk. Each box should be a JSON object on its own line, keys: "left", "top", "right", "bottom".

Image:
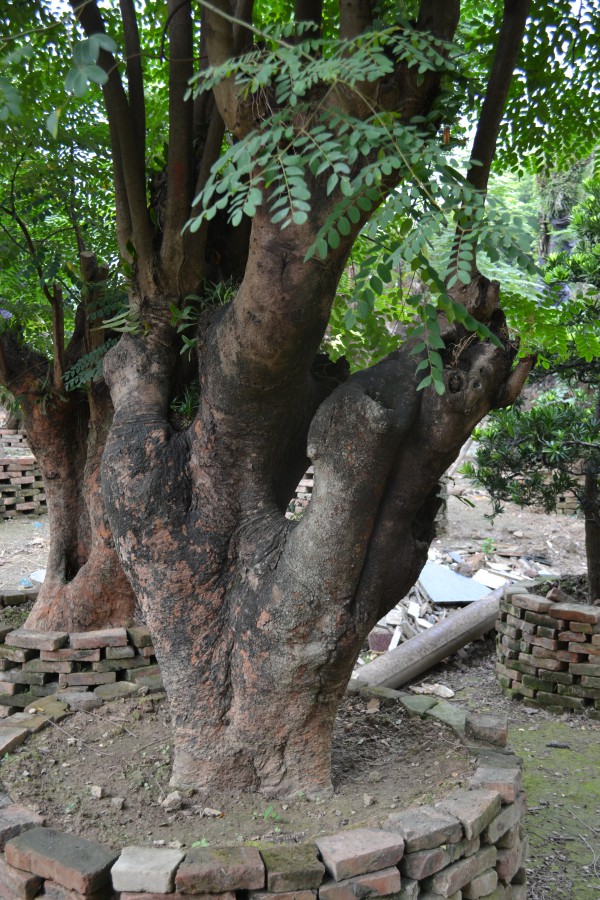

{"left": 0, "top": 330, "right": 135, "bottom": 633}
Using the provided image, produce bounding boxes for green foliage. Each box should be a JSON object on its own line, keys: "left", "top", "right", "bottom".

{"left": 463, "top": 388, "right": 599, "bottom": 518}
{"left": 63, "top": 338, "right": 119, "bottom": 391}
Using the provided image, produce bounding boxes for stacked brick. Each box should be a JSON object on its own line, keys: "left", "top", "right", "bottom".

{"left": 0, "top": 428, "right": 30, "bottom": 451}
{"left": 0, "top": 454, "right": 46, "bottom": 518}
{"left": 0, "top": 626, "right": 161, "bottom": 716}
{"left": 496, "top": 585, "right": 600, "bottom": 718}
{"left": 0, "top": 757, "right": 527, "bottom": 899}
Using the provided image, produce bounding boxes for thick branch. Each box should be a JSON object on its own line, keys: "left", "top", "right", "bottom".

{"left": 50, "top": 284, "right": 66, "bottom": 393}
{"left": 233, "top": 0, "right": 254, "bottom": 53}
{"left": 161, "top": 0, "right": 195, "bottom": 285}
{"left": 203, "top": 0, "right": 252, "bottom": 134}
{"left": 467, "top": 0, "right": 532, "bottom": 193}
{"left": 71, "top": 0, "right": 154, "bottom": 279}
{"left": 340, "top": 0, "right": 372, "bottom": 39}
{"left": 119, "top": 0, "right": 146, "bottom": 174}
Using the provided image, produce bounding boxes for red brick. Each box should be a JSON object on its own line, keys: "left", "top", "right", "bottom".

{"left": 42, "top": 880, "right": 112, "bottom": 898}
{"left": 0, "top": 805, "right": 44, "bottom": 850}
{"left": 385, "top": 807, "right": 462, "bottom": 852}
{"left": 0, "top": 647, "right": 35, "bottom": 663}
{"left": 126, "top": 627, "right": 153, "bottom": 648}
{"left": 318, "top": 867, "right": 401, "bottom": 900}
{"left": 5, "top": 826, "right": 118, "bottom": 894}
{"left": 422, "top": 854, "right": 479, "bottom": 896}
{"left": 250, "top": 892, "right": 315, "bottom": 900}
{"left": 104, "top": 646, "right": 135, "bottom": 660}
{"left": 436, "top": 789, "right": 502, "bottom": 840}
{"left": 40, "top": 649, "right": 100, "bottom": 662}
{"left": 529, "top": 636, "right": 558, "bottom": 650}
{"left": 174, "top": 845, "right": 264, "bottom": 892}
{"left": 401, "top": 846, "right": 450, "bottom": 880}
{"left": 6, "top": 629, "right": 68, "bottom": 652}
{"left": 511, "top": 594, "right": 554, "bottom": 614}
{"left": 120, "top": 894, "right": 221, "bottom": 900}
{"left": 548, "top": 603, "right": 600, "bottom": 625}
{"left": 558, "top": 631, "right": 587, "bottom": 643}
{"left": 469, "top": 767, "right": 522, "bottom": 804}
{"left": 315, "top": 829, "right": 404, "bottom": 881}
{"left": 68, "top": 628, "right": 128, "bottom": 649}
{"left": 58, "top": 672, "right": 116, "bottom": 687}
{"left": 260, "top": 845, "right": 325, "bottom": 891}
{"left": 0, "top": 854, "right": 42, "bottom": 899}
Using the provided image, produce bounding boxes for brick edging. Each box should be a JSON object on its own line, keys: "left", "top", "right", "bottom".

{"left": 0, "top": 622, "right": 528, "bottom": 898}
{"left": 495, "top": 584, "right": 600, "bottom": 717}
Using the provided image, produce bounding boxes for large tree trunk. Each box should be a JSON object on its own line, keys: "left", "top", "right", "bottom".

{"left": 0, "top": 334, "right": 135, "bottom": 632}
{"left": 102, "top": 229, "right": 531, "bottom": 798}
{"left": 583, "top": 393, "right": 600, "bottom": 603}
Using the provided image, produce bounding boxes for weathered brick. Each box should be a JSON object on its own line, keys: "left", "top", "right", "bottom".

{"left": 5, "top": 711, "right": 51, "bottom": 732}
{"left": 482, "top": 793, "right": 527, "bottom": 845}
{"left": 540, "top": 669, "right": 574, "bottom": 684}
{"left": 251, "top": 892, "right": 315, "bottom": 900}
{"left": 548, "top": 603, "right": 600, "bottom": 625}
{"left": 126, "top": 626, "right": 153, "bottom": 648}
{"left": 5, "top": 826, "right": 118, "bottom": 894}
{"left": 58, "top": 672, "right": 116, "bottom": 687}
{"left": 447, "top": 836, "right": 480, "bottom": 864}
{"left": 112, "top": 845, "right": 185, "bottom": 893}
{"left": 316, "top": 829, "right": 404, "bottom": 882}
{"left": 536, "top": 626, "right": 558, "bottom": 639}
{"left": 174, "top": 845, "right": 264, "bottom": 892}
{"left": 318, "top": 866, "right": 401, "bottom": 900}
{"left": 0, "top": 647, "right": 35, "bottom": 663}
{"left": 496, "top": 832, "right": 528, "bottom": 883}
{"left": 104, "top": 646, "right": 135, "bottom": 660}
{"left": 260, "top": 845, "right": 325, "bottom": 892}
{"left": 0, "top": 805, "right": 44, "bottom": 850}
{"left": 422, "top": 853, "right": 479, "bottom": 896}
{"left": 469, "top": 767, "right": 522, "bottom": 804}
{"left": 68, "top": 628, "right": 128, "bottom": 649}
{"left": 570, "top": 662, "right": 600, "bottom": 676}
{"left": 5, "top": 629, "right": 68, "bottom": 651}
{"left": 0, "top": 854, "right": 42, "bottom": 899}
{"left": 385, "top": 806, "right": 462, "bottom": 852}
{"left": 530, "top": 656, "right": 567, "bottom": 672}
{"left": 40, "top": 648, "right": 101, "bottom": 662}
{"left": 92, "top": 656, "right": 150, "bottom": 673}
{"left": 436, "top": 790, "right": 501, "bottom": 840}
{"left": 400, "top": 846, "right": 450, "bottom": 880}
{"left": 535, "top": 691, "right": 587, "bottom": 709}
{"left": 0, "top": 726, "right": 29, "bottom": 756}
{"left": 40, "top": 880, "right": 113, "bottom": 899}
{"left": 511, "top": 594, "right": 554, "bottom": 614}
{"left": 558, "top": 682, "right": 600, "bottom": 700}
{"left": 557, "top": 631, "right": 587, "bottom": 643}
{"left": 465, "top": 714, "right": 508, "bottom": 748}
{"left": 23, "top": 659, "right": 73, "bottom": 674}
{"left": 524, "top": 610, "right": 564, "bottom": 629}
{"left": 571, "top": 622, "right": 593, "bottom": 634}
{"left": 463, "top": 869, "right": 498, "bottom": 899}
{"left": 529, "top": 635, "right": 558, "bottom": 650}
{"left": 0, "top": 670, "right": 48, "bottom": 686}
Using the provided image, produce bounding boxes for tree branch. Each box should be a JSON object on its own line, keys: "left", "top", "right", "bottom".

{"left": 203, "top": 0, "right": 252, "bottom": 134}
{"left": 160, "top": 0, "right": 195, "bottom": 286}
{"left": 467, "top": 0, "right": 532, "bottom": 193}
{"left": 50, "top": 284, "right": 66, "bottom": 393}
{"left": 119, "top": 0, "right": 146, "bottom": 175}
{"left": 71, "top": 0, "right": 154, "bottom": 281}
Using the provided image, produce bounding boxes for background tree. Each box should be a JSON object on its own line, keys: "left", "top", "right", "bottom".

{"left": 19, "top": 0, "right": 600, "bottom": 797}
{"left": 0, "top": 8, "right": 135, "bottom": 630}
{"left": 465, "top": 176, "right": 600, "bottom": 601}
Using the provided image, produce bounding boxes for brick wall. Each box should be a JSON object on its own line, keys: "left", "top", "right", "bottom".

{"left": 496, "top": 585, "right": 600, "bottom": 718}
{"left": 0, "top": 429, "right": 47, "bottom": 519}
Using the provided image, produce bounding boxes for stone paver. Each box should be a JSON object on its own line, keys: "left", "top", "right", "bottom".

{"left": 68, "top": 628, "right": 128, "bottom": 649}
{"left": 40, "top": 648, "right": 101, "bottom": 662}
{"left": 422, "top": 853, "right": 480, "bottom": 896}
{"left": 318, "top": 866, "right": 401, "bottom": 900}
{"left": 5, "top": 826, "right": 119, "bottom": 894}
{"left": 436, "top": 790, "right": 502, "bottom": 840}
{"left": 316, "top": 829, "right": 404, "bottom": 881}
{"left": 425, "top": 702, "right": 466, "bottom": 733}
{"left": 481, "top": 793, "right": 527, "bottom": 845}
{"left": 397, "top": 694, "right": 438, "bottom": 715}
{"left": 127, "top": 626, "right": 153, "bottom": 648}
{"left": 385, "top": 806, "right": 463, "bottom": 851}
{"left": 111, "top": 845, "right": 185, "bottom": 893}
{"left": 548, "top": 603, "right": 600, "bottom": 624}
{"left": 260, "top": 844, "right": 325, "bottom": 891}
{"left": 463, "top": 868, "right": 498, "bottom": 899}
{"left": 0, "top": 854, "right": 42, "bottom": 899}
{"left": 175, "top": 845, "right": 265, "bottom": 892}
{"left": 464, "top": 714, "right": 508, "bottom": 747}
{"left": 0, "top": 803, "right": 44, "bottom": 849}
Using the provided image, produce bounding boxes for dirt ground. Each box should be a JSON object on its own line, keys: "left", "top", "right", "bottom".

{"left": 0, "top": 481, "right": 598, "bottom": 898}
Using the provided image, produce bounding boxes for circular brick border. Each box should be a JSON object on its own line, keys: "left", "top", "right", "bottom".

{"left": 0, "top": 620, "right": 528, "bottom": 899}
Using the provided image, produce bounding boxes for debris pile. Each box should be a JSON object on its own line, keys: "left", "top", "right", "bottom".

{"left": 358, "top": 544, "right": 559, "bottom": 672}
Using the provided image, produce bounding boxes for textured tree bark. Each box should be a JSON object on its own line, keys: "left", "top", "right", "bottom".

{"left": 583, "top": 392, "right": 600, "bottom": 603}
{"left": 0, "top": 335, "right": 135, "bottom": 632}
